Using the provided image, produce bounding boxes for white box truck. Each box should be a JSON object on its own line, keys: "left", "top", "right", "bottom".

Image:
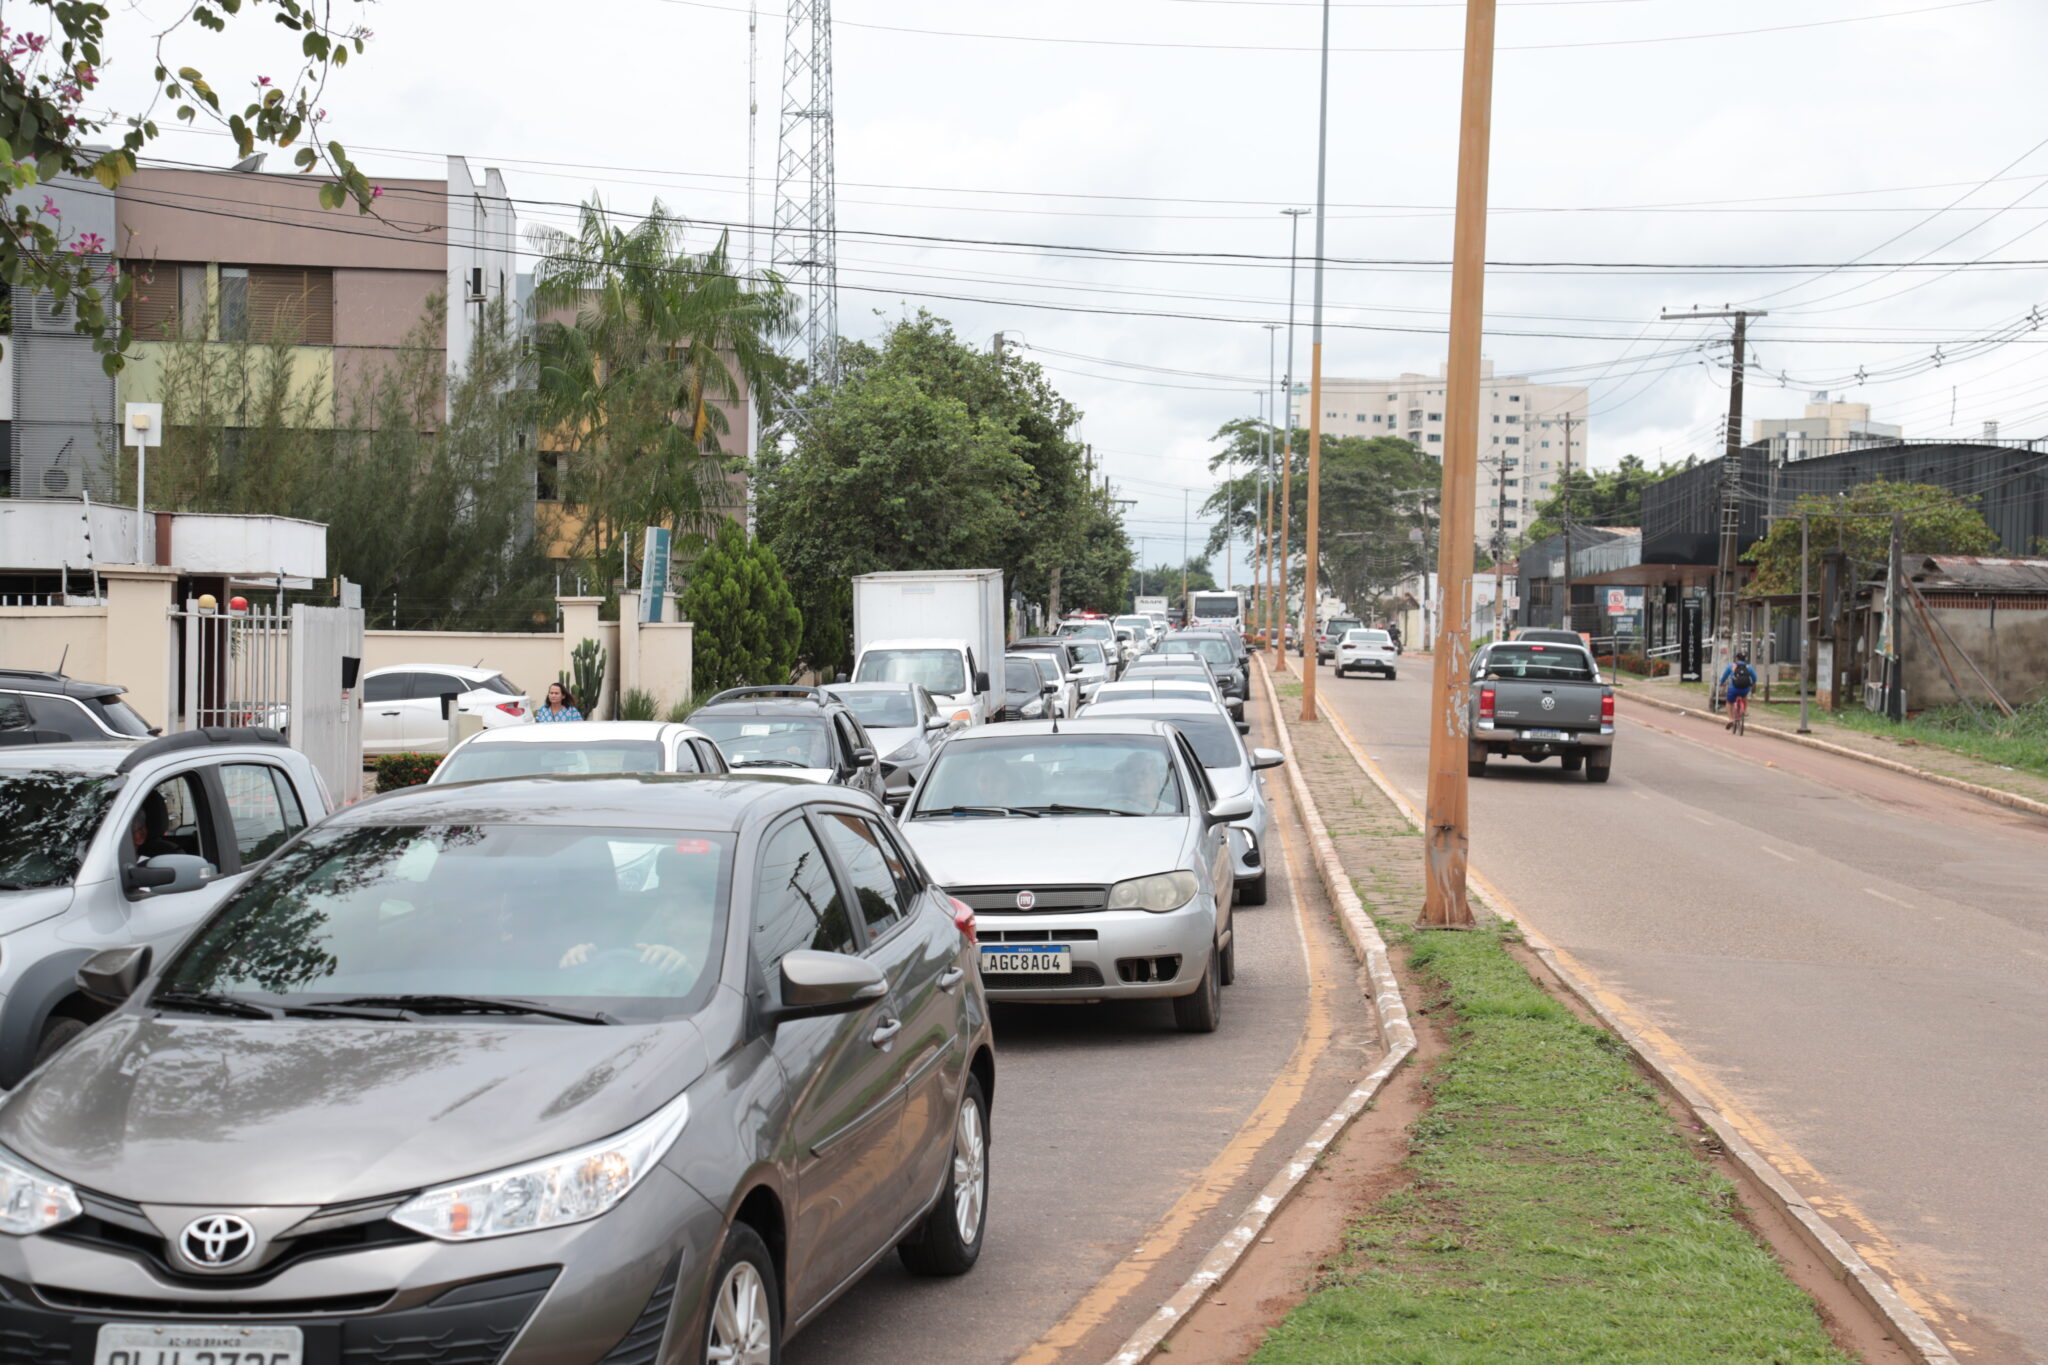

{"left": 851, "top": 569, "right": 1006, "bottom": 725}
{"left": 1134, "top": 594, "right": 1169, "bottom": 619}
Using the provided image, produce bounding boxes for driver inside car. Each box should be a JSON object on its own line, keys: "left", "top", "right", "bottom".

{"left": 558, "top": 843, "right": 718, "bottom": 975}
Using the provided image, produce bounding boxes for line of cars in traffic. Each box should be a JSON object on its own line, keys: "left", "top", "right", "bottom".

{"left": 0, "top": 601, "right": 1279, "bottom": 1363}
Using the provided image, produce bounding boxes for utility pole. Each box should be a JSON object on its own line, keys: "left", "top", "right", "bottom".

{"left": 1278, "top": 207, "right": 1309, "bottom": 673}
{"left": 1797, "top": 513, "right": 1811, "bottom": 733}
{"left": 1421, "top": 0, "right": 1497, "bottom": 929}
{"left": 1264, "top": 322, "right": 1281, "bottom": 640}
{"left": 1661, "top": 306, "right": 1766, "bottom": 709}
{"left": 1491, "top": 454, "right": 1508, "bottom": 640}
{"left": 1886, "top": 511, "right": 1905, "bottom": 720}
{"left": 1559, "top": 409, "right": 1574, "bottom": 632}
{"left": 1181, "top": 489, "right": 1190, "bottom": 606}
{"left": 1299, "top": 0, "right": 1332, "bottom": 724}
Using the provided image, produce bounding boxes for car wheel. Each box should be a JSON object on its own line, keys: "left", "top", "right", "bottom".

{"left": 1219, "top": 932, "right": 1237, "bottom": 986}
{"left": 1172, "top": 947, "right": 1222, "bottom": 1033}
{"left": 1237, "top": 871, "right": 1268, "bottom": 906}
{"left": 1586, "top": 757, "right": 1613, "bottom": 784}
{"left": 1388, "top": 672, "right": 1398, "bottom": 682}
{"left": 702, "top": 1222, "right": 780, "bottom": 1365}
{"left": 1467, "top": 748, "right": 1487, "bottom": 779}
{"left": 899, "top": 1073, "right": 990, "bottom": 1276}
{"left": 32, "top": 1014, "right": 87, "bottom": 1068}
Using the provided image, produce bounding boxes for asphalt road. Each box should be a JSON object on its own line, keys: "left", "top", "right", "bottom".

{"left": 786, "top": 718, "right": 1380, "bottom": 1365}
{"left": 1313, "top": 658, "right": 2048, "bottom": 1362}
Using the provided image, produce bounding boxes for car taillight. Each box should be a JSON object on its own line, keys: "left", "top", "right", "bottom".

{"left": 1479, "top": 687, "right": 1495, "bottom": 721}
{"left": 1601, "top": 693, "right": 1614, "bottom": 724}
{"left": 947, "top": 894, "right": 978, "bottom": 945}
{"left": 496, "top": 702, "right": 524, "bottom": 716}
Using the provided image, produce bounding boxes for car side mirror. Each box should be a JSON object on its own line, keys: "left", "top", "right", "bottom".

{"left": 78, "top": 944, "right": 152, "bottom": 1007}
{"left": 772, "top": 950, "right": 889, "bottom": 1021}
{"left": 924, "top": 715, "right": 949, "bottom": 732}
{"left": 1206, "top": 793, "right": 1255, "bottom": 824}
{"left": 852, "top": 746, "right": 876, "bottom": 767}
{"left": 1068, "top": 667, "right": 1085, "bottom": 679}
{"left": 1251, "top": 747, "right": 1286, "bottom": 770}
{"left": 1236, "top": 720, "right": 1252, "bottom": 735}
{"left": 123, "top": 853, "right": 210, "bottom": 896}
{"left": 1041, "top": 681, "right": 1058, "bottom": 694}
{"left": 974, "top": 670, "right": 990, "bottom": 693}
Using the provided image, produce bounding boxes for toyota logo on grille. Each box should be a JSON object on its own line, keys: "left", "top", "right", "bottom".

{"left": 1015, "top": 889, "right": 1037, "bottom": 911}
{"left": 1540, "top": 696, "right": 1556, "bottom": 711}
{"left": 179, "top": 1214, "right": 257, "bottom": 1269}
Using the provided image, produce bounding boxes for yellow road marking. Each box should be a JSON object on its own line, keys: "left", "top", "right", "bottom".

{"left": 1009, "top": 752, "right": 1338, "bottom": 1365}
{"left": 1317, "top": 700, "right": 1973, "bottom": 1342}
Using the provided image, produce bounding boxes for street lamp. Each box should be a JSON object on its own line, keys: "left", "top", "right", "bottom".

{"left": 1299, "top": 0, "right": 1332, "bottom": 724}
{"left": 1277, "top": 206, "right": 1308, "bottom": 673}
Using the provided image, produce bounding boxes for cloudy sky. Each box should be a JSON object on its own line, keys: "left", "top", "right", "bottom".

{"left": 89, "top": 0, "right": 2048, "bottom": 584}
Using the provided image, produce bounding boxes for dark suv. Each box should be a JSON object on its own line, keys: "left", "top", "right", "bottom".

{"left": 688, "top": 686, "right": 888, "bottom": 801}
{"left": 0, "top": 670, "right": 157, "bottom": 746}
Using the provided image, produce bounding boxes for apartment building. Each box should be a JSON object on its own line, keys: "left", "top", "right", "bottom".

{"left": 2, "top": 155, "right": 517, "bottom": 501}
{"left": 1752, "top": 396, "right": 1901, "bottom": 461}
{"left": 1304, "top": 359, "right": 1589, "bottom": 546}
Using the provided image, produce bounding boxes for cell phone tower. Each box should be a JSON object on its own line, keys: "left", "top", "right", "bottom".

{"left": 772, "top": 0, "right": 839, "bottom": 385}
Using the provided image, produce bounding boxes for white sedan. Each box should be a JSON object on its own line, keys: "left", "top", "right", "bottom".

{"left": 1334, "top": 628, "right": 1398, "bottom": 680}
{"left": 360, "top": 663, "right": 533, "bottom": 755}
{"left": 429, "top": 721, "right": 730, "bottom": 782}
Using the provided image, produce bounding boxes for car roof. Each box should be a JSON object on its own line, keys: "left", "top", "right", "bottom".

{"left": 0, "top": 669, "right": 128, "bottom": 701}
{"left": 1096, "top": 679, "right": 1218, "bottom": 695}
{"left": 450, "top": 721, "right": 708, "bottom": 745}
{"left": 859, "top": 638, "right": 965, "bottom": 651}
{"left": 943, "top": 717, "right": 1181, "bottom": 742}
{"left": 826, "top": 681, "right": 920, "bottom": 694}
{"left": 0, "top": 726, "right": 292, "bottom": 775}
{"left": 1082, "top": 698, "right": 1228, "bottom": 719}
{"left": 0, "top": 742, "right": 138, "bottom": 774}
{"left": 333, "top": 772, "right": 837, "bottom": 830}
{"left": 368, "top": 662, "right": 504, "bottom": 681}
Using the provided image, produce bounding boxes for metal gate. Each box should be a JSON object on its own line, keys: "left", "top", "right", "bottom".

{"left": 174, "top": 600, "right": 292, "bottom": 732}
{"left": 289, "top": 600, "right": 364, "bottom": 803}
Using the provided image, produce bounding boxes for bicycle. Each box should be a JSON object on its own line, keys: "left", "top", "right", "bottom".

{"left": 1725, "top": 692, "right": 1749, "bottom": 735}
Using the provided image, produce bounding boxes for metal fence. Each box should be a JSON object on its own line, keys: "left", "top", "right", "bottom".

{"left": 173, "top": 600, "right": 292, "bottom": 731}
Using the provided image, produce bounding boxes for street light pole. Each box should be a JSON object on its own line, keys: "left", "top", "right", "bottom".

{"left": 1421, "top": 0, "right": 1498, "bottom": 928}
{"left": 1298, "top": 0, "right": 1331, "bottom": 724}
{"left": 1278, "top": 206, "right": 1308, "bottom": 673}
{"left": 1263, "top": 322, "right": 1280, "bottom": 641}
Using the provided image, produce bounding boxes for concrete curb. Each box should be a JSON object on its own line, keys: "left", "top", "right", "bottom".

{"left": 1103, "top": 660, "right": 1417, "bottom": 1365}
{"left": 1616, "top": 685, "right": 2048, "bottom": 822}
{"left": 1316, "top": 701, "right": 1962, "bottom": 1365}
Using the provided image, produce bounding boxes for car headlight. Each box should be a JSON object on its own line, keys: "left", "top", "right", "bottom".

{"left": 1021, "top": 699, "right": 1045, "bottom": 717}
{"left": 0, "top": 1147, "right": 81, "bottom": 1237}
{"left": 1107, "top": 871, "right": 1199, "bottom": 913}
{"left": 392, "top": 1092, "right": 690, "bottom": 1242}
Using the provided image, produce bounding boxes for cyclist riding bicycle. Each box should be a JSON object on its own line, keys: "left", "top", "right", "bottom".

{"left": 1720, "top": 651, "right": 1757, "bottom": 734}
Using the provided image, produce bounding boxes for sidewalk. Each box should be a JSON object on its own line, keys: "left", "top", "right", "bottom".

{"left": 1613, "top": 671, "right": 2048, "bottom": 811}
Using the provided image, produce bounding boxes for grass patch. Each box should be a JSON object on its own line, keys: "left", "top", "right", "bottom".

{"left": 1276, "top": 677, "right": 1305, "bottom": 700}
{"left": 1825, "top": 695, "right": 2048, "bottom": 779}
{"left": 1252, "top": 924, "right": 1852, "bottom": 1365}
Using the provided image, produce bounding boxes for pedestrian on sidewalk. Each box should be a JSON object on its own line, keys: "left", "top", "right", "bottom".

{"left": 537, "top": 682, "right": 583, "bottom": 723}
{"left": 1719, "top": 652, "right": 1756, "bottom": 734}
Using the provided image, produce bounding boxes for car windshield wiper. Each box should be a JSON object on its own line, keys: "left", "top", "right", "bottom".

{"left": 320, "top": 994, "right": 618, "bottom": 1025}
{"left": 0, "top": 881, "right": 36, "bottom": 891}
{"left": 916, "top": 804, "right": 1040, "bottom": 818}
{"left": 732, "top": 758, "right": 812, "bottom": 769}
{"left": 1023, "top": 804, "right": 1141, "bottom": 817}
{"left": 154, "top": 990, "right": 283, "bottom": 1020}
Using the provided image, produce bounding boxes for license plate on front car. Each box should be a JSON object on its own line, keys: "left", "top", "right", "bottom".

{"left": 1522, "top": 729, "right": 1571, "bottom": 742}
{"left": 980, "top": 945, "right": 1071, "bottom": 974}
{"left": 97, "top": 1324, "right": 303, "bottom": 1365}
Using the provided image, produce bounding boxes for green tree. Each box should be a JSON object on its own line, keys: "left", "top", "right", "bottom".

{"left": 531, "top": 198, "right": 794, "bottom": 575}
{"left": 1742, "top": 480, "right": 2002, "bottom": 596}
{"left": 1, "top": 1, "right": 374, "bottom": 372}
{"left": 680, "top": 520, "right": 803, "bottom": 695}
{"left": 1525, "top": 454, "right": 1691, "bottom": 544}
{"left": 1137, "top": 559, "right": 1218, "bottom": 597}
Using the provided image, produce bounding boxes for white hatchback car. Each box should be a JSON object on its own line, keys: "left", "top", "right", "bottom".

{"left": 360, "top": 663, "right": 533, "bottom": 755}
{"left": 428, "top": 720, "right": 731, "bottom": 783}
{"left": 1335, "top": 628, "right": 1398, "bottom": 680}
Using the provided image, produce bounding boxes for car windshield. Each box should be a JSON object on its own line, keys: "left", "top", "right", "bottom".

{"left": 830, "top": 688, "right": 919, "bottom": 728}
{"left": 1481, "top": 645, "right": 1596, "bottom": 682}
{"left": 1164, "top": 637, "right": 1234, "bottom": 667}
{"left": 855, "top": 648, "right": 966, "bottom": 695}
{"left": 1069, "top": 641, "right": 1106, "bottom": 666}
{"left": 915, "top": 735, "right": 1184, "bottom": 816}
{"left": 1096, "top": 712, "right": 1240, "bottom": 769}
{"left": 90, "top": 697, "right": 153, "bottom": 736}
{"left": 1004, "top": 660, "right": 1043, "bottom": 692}
{"left": 0, "top": 770, "right": 117, "bottom": 889}
{"left": 157, "top": 823, "right": 732, "bottom": 1020}
{"left": 1129, "top": 665, "right": 1211, "bottom": 685}
{"left": 1116, "top": 617, "right": 1150, "bottom": 634}
{"left": 694, "top": 716, "right": 835, "bottom": 769}
{"left": 476, "top": 674, "right": 520, "bottom": 697}
{"left": 1191, "top": 598, "right": 1238, "bottom": 620}
{"left": 1058, "top": 622, "right": 1113, "bottom": 642}
{"left": 1019, "top": 654, "right": 1062, "bottom": 685}
{"left": 437, "top": 740, "right": 665, "bottom": 783}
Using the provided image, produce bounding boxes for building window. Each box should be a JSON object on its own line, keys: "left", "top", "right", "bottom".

{"left": 1492, "top": 414, "right": 1501, "bottom": 423}
{"left": 122, "top": 262, "right": 208, "bottom": 339}
{"left": 224, "top": 265, "right": 335, "bottom": 345}
{"left": 1541, "top": 440, "right": 1550, "bottom": 448}
{"left": 1504, "top": 478, "right": 1518, "bottom": 487}
{"left": 1540, "top": 461, "right": 1551, "bottom": 469}
{"left": 1429, "top": 412, "right": 1442, "bottom": 421}
{"left": 1427, "top": 433, "right": 1442, "bottom": 443}
{"left": 1506, "top": 437, "right": 1520, "bottom": 445}
{"left": 1506, "top": 415, "right": 1519, "bottom": 423}
{"left": 1509, "top": 394, "right": 1521, "bottom": 402}
{"left": 1492, "top": 436, "right": 1500, "bottom": 444}
{"left": 536, "top": 452, "right": 564, "bottom": 503}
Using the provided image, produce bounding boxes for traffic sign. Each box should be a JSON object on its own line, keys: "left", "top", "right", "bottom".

{"left": 1606, "top": 588, "right": 1627, "bottom": 616}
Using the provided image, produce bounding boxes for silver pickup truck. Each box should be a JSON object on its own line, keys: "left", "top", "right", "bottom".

{"left": 1467, "top": 641, "right": 1615, "bottom": 782}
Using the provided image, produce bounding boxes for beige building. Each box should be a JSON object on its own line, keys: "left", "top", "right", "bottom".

{"left": 1303, "top": 359, "right": 1587, "bottom": 547}
{"left": 1752, "top": 396, "right": 1900, "bottom": 460}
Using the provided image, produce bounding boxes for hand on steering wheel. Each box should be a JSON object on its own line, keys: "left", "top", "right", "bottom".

{"left": 559, "top": 942, "right": 690, "bottom": 974}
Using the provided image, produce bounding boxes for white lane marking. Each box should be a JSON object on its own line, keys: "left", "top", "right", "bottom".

{"left": 1864, "top": 887, "right": 1915, "bottom": 909}
{"left": 1682, "top": 811, "right": 1715, "bottom": 826}
{"left": 1761, "top": 846, "right": 1796, "bottom": 862}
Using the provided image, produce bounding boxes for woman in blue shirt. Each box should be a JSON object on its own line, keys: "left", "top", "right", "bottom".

{"left": 536, "top": 682, "right": 583, "bottom": 723}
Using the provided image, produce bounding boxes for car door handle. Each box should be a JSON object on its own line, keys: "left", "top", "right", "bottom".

{"left": 938, "top": 968, "right": 965, "bottom": 992}
{"left": 870, "top": 1017, "right": 903, "bottom": 1048}
{"left": 379, "top": 710, "right": 401, "bottom": 716}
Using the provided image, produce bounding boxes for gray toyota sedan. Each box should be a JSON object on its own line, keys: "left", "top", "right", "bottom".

{"left": 0, "top": 775, "right": 993, "bottom": 1363}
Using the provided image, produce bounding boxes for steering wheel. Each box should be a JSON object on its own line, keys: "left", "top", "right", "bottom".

{"left": 559, "top": 946, "right": 649, "bottom": 971}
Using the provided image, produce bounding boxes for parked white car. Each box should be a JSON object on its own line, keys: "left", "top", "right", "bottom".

{"left": 360, "top": 664, "right": 532, "bottom": 755}
{"left": 428, "top": 720, "right": 730, "bottom": 783}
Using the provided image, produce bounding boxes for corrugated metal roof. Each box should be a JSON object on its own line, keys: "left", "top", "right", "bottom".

{"left": 1913, "top": 555, "right": 2048, "bottom": 594}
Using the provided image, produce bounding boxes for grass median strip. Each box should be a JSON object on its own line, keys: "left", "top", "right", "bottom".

{"left": 1252, "top": 922, "right": 1854, "bottom": 1365}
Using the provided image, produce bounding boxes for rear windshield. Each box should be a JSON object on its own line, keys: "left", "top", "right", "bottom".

{"left": 437, "top": 740, "right": 665, "bottom": 783}
{"left": 89, "top": 697, "right": 154, "bottom": 736}
{"left": 1069, "top": 641, "right": 1106, "bottom": 665}
{"left": 1163, "top": 637, "right": 1234, "bottom": 667}
{"left": 1004, "top": 660, "right": 1043, "bottom": 692}
{"left": 694, "top": 716, "right": 834, "bottom": 770}
{"left": 855, "top": 648, "right": 966, "bottom": 696}
{"left": 477, "top": 674, "right": 520, "bottom": 697}
{"left": 0, "top": 770, "right": 116, "bottom": 888}
{"left": 915, "top": 735, "right": 1184, "bottom": 817}
{"left": 1344, "top": 630, "right": 1391, "bottom": 645}
{"left": 829, "top": 688, "right": 919, "bottom": 729}
{"left": 1098, "top": 712, "right": 1240, "bottom": 768}
{"left": 1480, "top": 645, "right": 1595, "bottom": 682}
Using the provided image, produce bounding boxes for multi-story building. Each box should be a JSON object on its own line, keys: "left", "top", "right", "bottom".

{"left": 1752, "top": 396, "right": 1901, "bottom": 461}
{"left": 1301, "top": 359, "right": 1588, "bottom": 547}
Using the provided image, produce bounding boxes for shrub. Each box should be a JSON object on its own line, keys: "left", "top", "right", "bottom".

{"left": 681, "top": 520, "right": 803, "bottom": 696}
{"left": 375, "top": 753, "right": 440, "bottom": 792}
{"left": 617, "top": 688, "right": 660, "bottom": 721}
{"left": 663, "top": 696, "right": 696, "bottom": 723}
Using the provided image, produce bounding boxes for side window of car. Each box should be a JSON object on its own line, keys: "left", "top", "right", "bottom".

{"left": 753, "top": 818, "right": 857, "bottom": 973}
{"left": 833, "top": 714, "right": 862, "bottom": 765}
{"left": 219, "top": 764, "right": 305, "bottom": 863}
{"left": 671, "top": 739, "right": 702, "bottom": 774}
{"left": 127, "top": 770, "right": 222, "bottom": 875}
{"left": 24, "top": 694, "right": 103, "bottom": 740}
{"left": 363, "top": 673, "right": 410, "bottom": 704}
{"left": 819, "top": 811, "right": 912, "bottom": 938}
{"left": 693, "top": 740, "right": 726, "bottom": 773}
{"left": 412, "top": 672, "right": 463, "bottom": 701}
{"left": 0, "top": 693, "right": 31, "bottom": 733}
{"left": 1177, "top": 737, "right": 1216, "bottom": 807}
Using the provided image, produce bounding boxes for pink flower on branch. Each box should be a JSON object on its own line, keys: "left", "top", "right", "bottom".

{"left": 69, "top": 232, "right": 105, "bottom": 255}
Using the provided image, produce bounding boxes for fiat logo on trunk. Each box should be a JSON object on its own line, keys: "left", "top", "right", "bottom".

{"left": 180, "top": 1213, "right": 257, "bottom": 1269}
{"left": 1015, "top": 889, "right": 1037, "bottom": 911}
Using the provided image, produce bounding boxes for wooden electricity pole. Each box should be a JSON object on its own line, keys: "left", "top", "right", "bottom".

{"left": 1298, "top": 0, "right": 1334, "bottom": 724}
{"left": 1420, "top": 0, "right": 1498, "bottom": 928}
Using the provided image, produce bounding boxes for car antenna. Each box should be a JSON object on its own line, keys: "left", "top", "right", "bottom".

{"left": 55, "top": 644, "right": 69, "bottom": 678}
